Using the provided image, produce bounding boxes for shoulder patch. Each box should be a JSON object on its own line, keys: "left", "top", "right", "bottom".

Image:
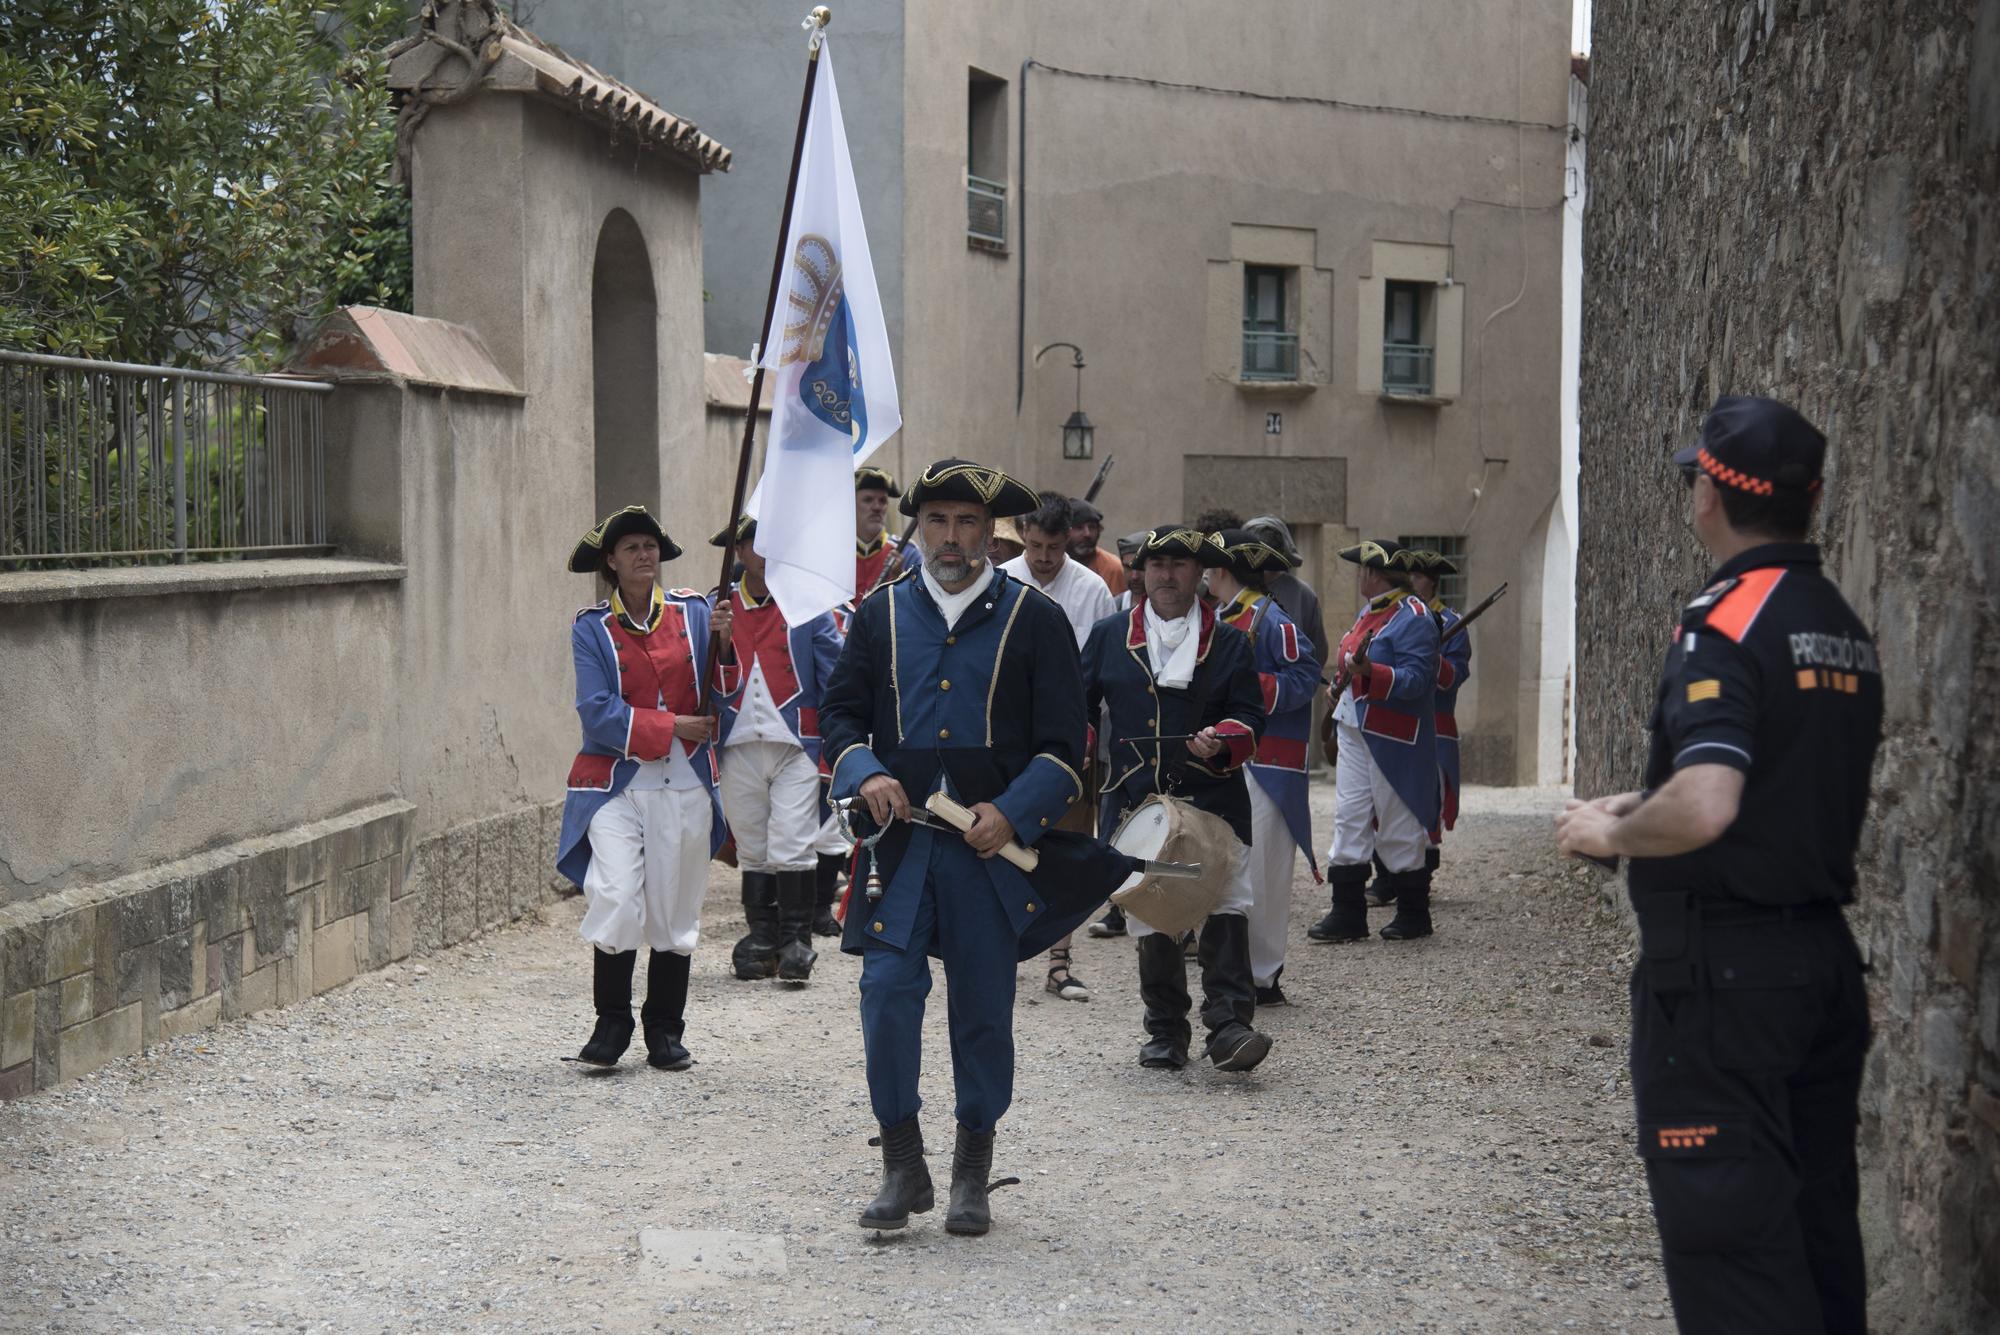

{"left": 1280, "top": 620, "right": 1300, "bottom": 663}
{"left": 573, "top": 600, "right": 611, "bottom": 622}
{"left": 1704, "top": 568, "right": 1785, "bottom": 643}
{"left": 667, "top": 587, "right": 703, "bottom": 600}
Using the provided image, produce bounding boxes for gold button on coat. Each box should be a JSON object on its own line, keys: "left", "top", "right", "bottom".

{"left": 939, "top": 727, "right": 951, "bottom": 739}
{"left": 940, "top": 679, "right": 952, "bottom": 690}
{"left": 872, "top": 921, "right": 885, "bottom": 933}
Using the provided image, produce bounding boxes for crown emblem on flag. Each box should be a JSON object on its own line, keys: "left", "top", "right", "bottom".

{"left": 781, "top": 234, "right": 844, "bottom": 365}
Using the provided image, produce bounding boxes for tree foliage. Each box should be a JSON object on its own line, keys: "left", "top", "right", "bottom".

{"left": 0, "top": 0, "right": 410, "bottom": 369}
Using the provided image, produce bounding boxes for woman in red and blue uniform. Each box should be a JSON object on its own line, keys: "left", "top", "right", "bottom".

{"left": 556, "top": 506, "right": 729, "bottom": 1072}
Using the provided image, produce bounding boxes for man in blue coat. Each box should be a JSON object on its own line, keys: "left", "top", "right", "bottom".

{"left": 1311, "top": 541, "right": 1443, "bottom": 943}
{"left": 819, "top": 458, "right": 1089, "bottom": 1239}
{"left": 1082, "top": 526, "right": 1273, "bottom": 1073}
{"left": 1410, "top": 549, "right": 1471, "bottom": 874}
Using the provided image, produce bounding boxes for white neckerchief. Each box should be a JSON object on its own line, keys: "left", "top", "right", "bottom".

{"left": 921, "top": 560, "right": 993, "bottom": 630}
{"left": 1144, "top": 601, "right": 1200, "bottom": 688}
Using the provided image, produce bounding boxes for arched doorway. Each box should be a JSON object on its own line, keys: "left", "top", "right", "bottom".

{"left": 592, "top": 210, "right": 659, "bottom": 519}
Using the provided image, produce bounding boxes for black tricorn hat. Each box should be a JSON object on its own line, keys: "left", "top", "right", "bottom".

{"left": 1338, "top": 538, "right": 1409, "bottom": 571}
{"left": 568, "top": 505, "right": 681, "bottom": 574}
{"left": 1213, "top": 527, "right": 1301, "bottom": 578}
{"left": 1138, "top": 525, "right": 1230, "bottom": 568}
{"left": 898, "top": 458, "right": 1041, "bottom": 518}
{"left": 855, "top": 465, "right": 901, "bottom": 496}
{"left": 709, "top": 514, "right": 756, "bottom": 548}
{"left": 1404, "top": 548, "right": 1458, "bottom": 577}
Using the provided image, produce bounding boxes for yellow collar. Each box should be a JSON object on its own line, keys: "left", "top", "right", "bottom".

{"left": 1367, "top": 588, "right": 1411, "bottom": 613}
{"left": 611, "top": 585, "right": 666, "bottom": 633}
{"left": 1427, "top": 595, "right": 1446, "bottom": 614}
{"left": 737, "top": 580, "right": 768, "bottom": 610}
{"left": 1224, "top": 588, "right": 1266, "bottom": 620}
{"left": 857, "top": 531, "right": 889, "bottom": 557}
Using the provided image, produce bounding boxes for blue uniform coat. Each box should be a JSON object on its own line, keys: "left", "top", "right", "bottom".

{"left": 1343, "top": 592, "right": 1442, "bottom": 831}
{"left": 555, "top": 591, "right": 727, "bottom": 889}
{"left": 1431, "top": 600, "right": 1471, "bottom": 831}
{"left": 1219, "top": 590, "right": 1320, "bottom": 871}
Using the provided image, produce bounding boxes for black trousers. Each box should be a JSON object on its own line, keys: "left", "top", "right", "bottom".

{"left": 1628, "top": 896, "right": 1871, "bottom": 1335}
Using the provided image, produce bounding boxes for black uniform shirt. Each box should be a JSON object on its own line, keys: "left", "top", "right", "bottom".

{"left": 1629, "top": 543, "right": 1883, "bottom": 905}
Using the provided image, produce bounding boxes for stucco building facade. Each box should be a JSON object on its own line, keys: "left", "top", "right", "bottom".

{"left": 527, "top": 0, "right": 1579, "bottom": 783}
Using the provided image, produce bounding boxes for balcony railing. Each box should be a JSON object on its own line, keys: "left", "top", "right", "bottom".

{"left": 967, "top": 173, "right": 1007, "bottom": 246}
{"left": 1, "top": 350, "right": 332, "bottom": 569}
{"left": 1383, "top": 342, "right": 1435, "bottom": 396}
{"left": 1240, "top": 330, "right": 1300, "bottom": 382}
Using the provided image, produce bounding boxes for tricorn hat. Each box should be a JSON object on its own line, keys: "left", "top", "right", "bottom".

{"left": 1138, "top": 525, "right": 1231, "bottom": 568}
{"left": 568, "top": 505, "right": 680, "bottom": 574}
{"left": 898, "top": 458, "right": 1041, "bottom": 518}
{"left": 1405, "top": 548, "right": 1458, "bottom": 577}
{"left": 709, "top": 514, "right": 756, "bottom": 548}
{"left": 1337, "top": 538, "right": 1409, "bottom": 571}
{"left": 855, "top": 465, "right": 901, "bottom": 496}
{"left": 1213, "top": 527, "right": 1301, "bottom": 578}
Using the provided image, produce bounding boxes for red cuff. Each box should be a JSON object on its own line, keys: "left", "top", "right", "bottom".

{"left": 1213, "top": 719, "right": 1255, "bottom": 770}
{"left": 1258, "top": 673, "right": 1278, "bottom": 713}
{"left": 1366, "top": 663, "right": 1397, "bottom": 701}
{"left": 1085, "top": 722, "right": 1098, "bottom": 756}
{"left": 628, "top": 708, "right": 677, "bottom": 761}
{"left": 1437, "top": 660, "right": 1456, "bottom": 690}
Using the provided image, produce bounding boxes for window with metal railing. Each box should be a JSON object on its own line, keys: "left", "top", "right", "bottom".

{"left": 1397, "top": 534, "right": 1468, "bottom": 610}
{"left": 1383, "top": 279, "right": 1435, "bottom": 396}
{"left": 967, "top": 70, "right": 1008, "bottom": 249}
{"left": 1241, "top": 264, "right": 1298, "bottom": 381}
{"left": 1, "top": 350, "right": 331, "bottom": 569}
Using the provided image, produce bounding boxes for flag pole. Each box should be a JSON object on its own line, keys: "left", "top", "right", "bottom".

{"left": 705, "top": 6, "right": 831, "bottom": 713}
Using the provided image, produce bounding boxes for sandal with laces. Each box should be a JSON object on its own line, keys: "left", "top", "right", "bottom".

{"left": 1044, "top": 949, "right": 1091, "bottom": 1001}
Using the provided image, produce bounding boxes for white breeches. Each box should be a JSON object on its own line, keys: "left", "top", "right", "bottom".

{"left": 1245, "top": 776, "right": 1297, "bottom": 987}
{"left": 579, "top": 786, "right": 713, "bottom": 955}
{"left": 1326, "top": 719, "right": 1428, "bottom": 873}
{"left": 811, "top": 810, "right": 852, "bottom": 857}
{"left": 1129, "top": 835, "right": 1254, "bottom": 939}
{"left": 717, "top": 740, "right": 821, "bottom": 872}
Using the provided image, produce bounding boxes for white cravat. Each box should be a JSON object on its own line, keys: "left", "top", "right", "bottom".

{"left": 1144, "top": 602, "right": 1199, "bottom": 688}
{"left": 921, "top": 561, "right": 994, "bottom": 630}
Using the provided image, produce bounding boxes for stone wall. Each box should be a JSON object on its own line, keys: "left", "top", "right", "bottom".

{"left": 0, "top": 800, "right": 570, "bottom": 1099}
{"left": 1578, "top": 2, "right": 1999, "bottom": 1328}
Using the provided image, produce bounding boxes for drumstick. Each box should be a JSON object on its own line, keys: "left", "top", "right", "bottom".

{"left": 923, "top": 792, "right": 1040, "bottom": 873}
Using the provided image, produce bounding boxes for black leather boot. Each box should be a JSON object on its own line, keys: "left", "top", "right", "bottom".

{"left": 1365, "top": 851, "right": 1399, "bottom": 906}
{"left": 858, "top": 1117, "right": 934, "bottom": 1230}
{"left": 574, "top": 947, "right": 636, "bottom": 1067}
{"left": 641, "top": 949, "right": 693, "bottom": 1071}
{"left": 946, "top": 1125, "right": 997, "bottom": 1236}
{"left": 1425, "top": 843, "right": 1441, "bottom": 874}
{"left": 731, "top": 872, "right": 781, "bottom": 980}
{"left": 812, "top": 852, "right": 846, "bottom": 936}
{"left": 776, "top": 868, "right": 818, "bottom": 982}
{"left": 1135, "top": 932, "right": 1192, "bottom": 1069}
{"left": 1198, "top": 913, "right": 1271, "bottom": 1072}
{"left": 1380, "top": 867, "right": 1435, "bottom": 940}
{"left": 1307, "top": 863, "right": 1371, "bottom": 942}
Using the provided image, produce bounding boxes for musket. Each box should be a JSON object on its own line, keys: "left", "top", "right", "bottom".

{"left": 1442, "top": 581, "right": 1508, "bottom": 644}
{"left": 1081, "top": 453, "right": 1116, "bottom": 505}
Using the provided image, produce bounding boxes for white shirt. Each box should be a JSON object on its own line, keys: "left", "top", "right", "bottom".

{"left": 921, "top": 561, "right": 997, "bottom": 630}
{"left": 1000, "top": 553, "right": 1118, "bottom": 650}
{"left": 725, "top": 659, "right": 797, "bottom": 748}
{"left": 1144, "top": 602, "right": 1200, "bottom": 689}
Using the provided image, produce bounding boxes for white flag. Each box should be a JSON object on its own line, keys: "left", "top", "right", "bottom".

{"left": 748, "top": 34, "right": 901, "bottom": 623}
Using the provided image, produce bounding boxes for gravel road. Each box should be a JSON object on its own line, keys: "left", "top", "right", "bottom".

{"left": 0, "top": 783, "right": 1674, "bottom": 1334}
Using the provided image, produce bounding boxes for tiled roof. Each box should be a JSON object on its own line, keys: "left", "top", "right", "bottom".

{"left": 389, "top": 1, "right": 731, "bottom": 174}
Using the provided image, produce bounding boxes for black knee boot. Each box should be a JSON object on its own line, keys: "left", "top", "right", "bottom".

{"left": 859, "top": 1116, "right": 934, "bottom": 1230}
{"left": 731, "top": 872, "right": 781, "bottom": 980}
{"left": 1365, "top": 851, "right": 1399, "bottom": 907}
{"left": 1425, "top": 843, "right": 1441, "bottom": 874}
{"left": 1308, "top": 863, "right": 1371, "bottom": 942}
{"left": 1198, "top": 913, "right": 1271, "bottom": 1072}
{"left": 641, "top": 949, "right": 693, "bottom": 1070}
{"left": 1135, "top": 932, "right": 1192, "bottom": 1069}
{"left": 813, "top": 852, "right": 846, "bottom": 937}
{"left": 776, "top": 868, "right": 819, "bottom": 982}
{"left": 946, "top": 1124, "right": 997, "bottom": 1236}
{"left": 575, "top": 947, "right": 637, "bottom": 1067}
{"left": 1380, "top": 867, "right": 1434, "bottom": 940}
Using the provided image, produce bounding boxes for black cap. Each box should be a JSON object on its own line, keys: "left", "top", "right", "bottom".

{"left": 1212, "top": 527, "right": 1299, "bottom": 578}
{"left": 898, "top": 459, "right": 1041, "bottom": 518}
{"left": 1337, "top": 539, "right": 1409, "bottom": 571}
{"left": 709, "top": 515, "right": 755, "bottom": 548}
{"left": 1068, "top": 498, "right": 1103, "bottom": 525}
{"left": 1673, "top": 395, "right": 1826, "bottom": 496}
{"left": 855, "top": 465, "right": 900, "bottom": 496}
{"left": 568, "top": 505, "right": 680, "bottom": 573}
{"left": 1137, "top": 526, "right": 1229, "bottom": 568}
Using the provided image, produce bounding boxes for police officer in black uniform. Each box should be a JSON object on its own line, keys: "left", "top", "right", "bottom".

{"left": 1557, "top": 395, "right": 1882, "bottom": 1335}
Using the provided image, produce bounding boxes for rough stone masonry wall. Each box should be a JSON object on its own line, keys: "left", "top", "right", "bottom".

{"left": 1578, "top": 2, "right": 1999, "bottom": 1329}
{"left": 0, "top": 800, "right": 570, "bottom": 1100}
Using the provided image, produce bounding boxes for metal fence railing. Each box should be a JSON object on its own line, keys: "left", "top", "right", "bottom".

{"left": 966, "top": 173, "right": 1007, "bottom": 245}
{"left": 1382, "top": 342, "right": 1435, "bottom": 396}
{"left": 1241, "top": 330, "right": 1300, "bottom": 381}
{"left": 1, "top": 350, "right": 333, "bottom": 569}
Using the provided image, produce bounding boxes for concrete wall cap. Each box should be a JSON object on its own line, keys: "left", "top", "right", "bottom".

{"left": 0, "top": 559, "right": 406, "bottom": 606}
{"left": 289, "top": 307, "right": 524, "bottom": 397}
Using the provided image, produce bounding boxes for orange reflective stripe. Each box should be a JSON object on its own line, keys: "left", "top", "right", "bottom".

{"left": 1705, "top": 568, "right": 1785, "bottom": 643}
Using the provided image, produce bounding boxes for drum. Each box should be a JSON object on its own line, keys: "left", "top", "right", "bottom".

{"left": 1107, "top": 795, "right": 1237, "bottom": 937}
